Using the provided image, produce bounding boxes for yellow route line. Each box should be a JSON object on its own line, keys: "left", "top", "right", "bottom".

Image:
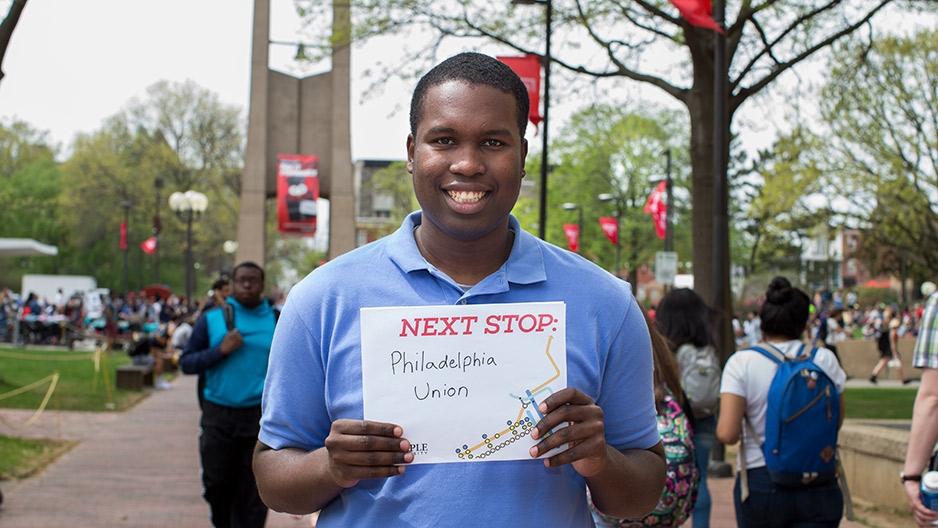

{"left": 463, "top": 335, "right": 559, "bottom": 455}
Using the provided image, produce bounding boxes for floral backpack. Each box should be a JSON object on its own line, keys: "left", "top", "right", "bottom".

{"left": 590, "top": 387, "right": 700, "bottom": 527}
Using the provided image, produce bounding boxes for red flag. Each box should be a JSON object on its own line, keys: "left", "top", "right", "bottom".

{"left": 563, "top": 223, "right": 580, "bottom": 253}
{"left": 599, "top": 217, "right": 619, "bottom": 246}
{"left": 643, "top": 181, "right": 668, "bottom": 240}
{"left": 668, "top": 0, "right": 724, "bottom": 33}
{"left": 119, "top": 221, "right": 128, "bottom": 250}
{"left": 140, "top": 237, "right": 158, "bottom": 255}
{"left": 497, "top": 54, "right": 542, "bottom": 127}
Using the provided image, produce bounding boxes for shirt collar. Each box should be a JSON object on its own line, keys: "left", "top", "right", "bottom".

{"left": 387, "top": 212, "right": 547, "bottom": 286}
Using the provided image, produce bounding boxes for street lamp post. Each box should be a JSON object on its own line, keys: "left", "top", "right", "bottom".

{"left": 223, "top": 240, "right": 239, "bottom": 275}
{"left": 664, "top": 149, "right": 673, "bottom": 253}
{"left": 513, "top": 0, "right": 551, "bottom": 240}
{"left": 169, "top": 190, "right": 208, "bottom": 308}
{"left": 154, "top": 177, "right": 164, "bottom": 283}
{"left": 598, "top": 193, "right": 621, "bottom": 276}
{"left": 561, "top": 203, "right": 583, "bottom": 253}
{"left": 120, "top": 201, "right": 132, "bottom": 294}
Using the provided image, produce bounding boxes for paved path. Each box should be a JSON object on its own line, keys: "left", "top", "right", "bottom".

{"left": 0, "top": 374, "right": 313, "bottom": 527}
{"left": 0, "top": 374, "right": 912, "bottom": 527}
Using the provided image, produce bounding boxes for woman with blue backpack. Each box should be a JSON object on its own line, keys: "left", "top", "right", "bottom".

{"left": 717, "top": 276, "right": 848, "bottom": 527}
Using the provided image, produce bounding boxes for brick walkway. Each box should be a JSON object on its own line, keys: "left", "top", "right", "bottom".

{"left": 0, "top": 372, "right": 907, "bottom": 527}
{"left": 0, "top": 373, "right": 312, "bottom": 527}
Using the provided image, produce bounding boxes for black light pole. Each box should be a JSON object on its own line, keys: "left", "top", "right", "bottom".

{"left": 169, "top": 191, "right": 208, "bottom": 309}
{"left": 598, "top": 193, "right": 622, "bottom": 276}
{"left": 513, "top": 0, "right": 551, "bottom": 240}
{"left": 154, "top": 177, "right": 164, "bottom": 283}
{"left": 120, "top": 201, "right": 131, "bottom": 295}
{"left": 665, "top": 149, "right": 673, "bottom": 253}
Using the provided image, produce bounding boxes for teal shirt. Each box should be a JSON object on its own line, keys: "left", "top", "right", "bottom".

{"left": 203, "top": 298, "right": 276, "bottom": 408}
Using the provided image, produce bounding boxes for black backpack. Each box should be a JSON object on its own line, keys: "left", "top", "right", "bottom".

{"left": 128, "top": 337, "right": 151, "bottom": 357}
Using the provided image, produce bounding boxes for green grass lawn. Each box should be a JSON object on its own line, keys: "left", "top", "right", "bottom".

{"left": 843, "top": 387, "right": 917, "bottom": 420}
{"left": 0, "top": 346, "right": 152, "bottom": 412}
{"left": 0, "top": 345, "right": 160, "bottom": 480}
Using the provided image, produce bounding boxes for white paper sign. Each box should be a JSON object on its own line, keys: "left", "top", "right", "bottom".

{"left": 361, "top": 302, "right": 567, "bottom": 464}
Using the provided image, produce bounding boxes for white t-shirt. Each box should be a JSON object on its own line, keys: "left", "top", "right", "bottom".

{"left": 171, "top": 322, "right": 193, "bottom": 349}
{"left": 720, "top": 340, "right": 847, "bottom": 470}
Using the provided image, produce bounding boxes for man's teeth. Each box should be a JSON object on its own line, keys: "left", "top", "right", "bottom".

{"left": 448, "top": 190, "right": 485, "bottom": 203}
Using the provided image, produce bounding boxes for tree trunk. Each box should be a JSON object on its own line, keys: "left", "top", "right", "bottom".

{"left": 0, "top": 0, "right": 28, "bottom": 85}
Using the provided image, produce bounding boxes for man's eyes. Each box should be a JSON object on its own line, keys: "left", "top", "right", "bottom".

{"left": 430, "top": 138, "right": 505, "bottom": 147}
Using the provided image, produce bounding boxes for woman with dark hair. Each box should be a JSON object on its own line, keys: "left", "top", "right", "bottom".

{"left": 716, "top": 276, "right": 847, "bottom": 527}
{"left": 655, "top": 288, "right": 721, "bottom": 528}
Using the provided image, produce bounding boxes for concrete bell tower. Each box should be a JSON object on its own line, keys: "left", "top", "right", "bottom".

{"left": 235, "top": 0, "right": 356, "bottom": 267}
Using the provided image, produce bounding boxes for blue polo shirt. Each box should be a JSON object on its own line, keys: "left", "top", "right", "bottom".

{"left": 259, "top": 212, "right": 658, "bottom": 527}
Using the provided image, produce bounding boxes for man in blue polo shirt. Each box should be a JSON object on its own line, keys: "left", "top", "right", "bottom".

{"left": 253, "top": 52, "right": 665, "bottom": 527}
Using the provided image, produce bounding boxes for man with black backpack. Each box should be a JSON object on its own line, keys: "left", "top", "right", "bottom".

{"left": 179, "top": 261, "right": 277, "bottom": 528}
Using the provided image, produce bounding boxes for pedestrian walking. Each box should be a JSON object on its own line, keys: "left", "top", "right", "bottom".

{"left": 179, "top": 261, "right": 278, "bottom": 528}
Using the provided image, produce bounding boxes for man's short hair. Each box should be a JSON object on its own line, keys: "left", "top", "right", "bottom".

{"left": 211, "top": 278, "right": 230, "bottom": 290}
{"left": 410, "top": 52, "right": 530, "bottom": 139}
{"left": 232, "top": 261, "right": 265, "bottom": 282}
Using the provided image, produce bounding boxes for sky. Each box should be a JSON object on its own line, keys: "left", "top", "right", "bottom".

{"left": 3, "top": 2, "right": 932, "bottom": 167}
{"left": 0, "top": 0, "right": 753, "bottom": 166}
{"left": 0, "top": 0, "right": 418, "bottom": 162}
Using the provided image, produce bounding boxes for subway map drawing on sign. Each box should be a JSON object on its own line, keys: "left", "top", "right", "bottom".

{"left": 361, "top": 302, "right": 567, "bottom": 464}
{"left": 454, "top": 335, "right": 561, "bottom": 460}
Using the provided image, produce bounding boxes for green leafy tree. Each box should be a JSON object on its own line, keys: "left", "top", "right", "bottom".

{"left": 291, "top": 0, "right": 934, "bottom": 314}
{"left": 54, "top": 80, "right": 248, "bottom": 297}
{"left": 368, "top": 161, "right": 419, "bottom": 237}
{"left": 0, "top": 0, "right": 27, "bottom": 85}
{"left": 516, "top": 104, "right": 690, "bottom": 285}
{"left": 0, "top": 119, "right": 65, "bottom": 287}
{"left": 736, "top": 127, "right": 829, "bottom": 276}
{"left": 816, "top": 28, "right": 938, "bottom": 283}
{"left": 120, "top": 80, "right": 246, "bottom": 296}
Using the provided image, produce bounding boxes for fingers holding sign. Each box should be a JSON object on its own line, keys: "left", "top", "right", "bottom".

{"left": 528, "top": 387, "right": 608, "bottom": 477}
{"left": 325, "top": 419, "right": 415, "bottom": 488}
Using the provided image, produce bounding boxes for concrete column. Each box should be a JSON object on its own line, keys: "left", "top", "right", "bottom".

{"left": 236, "top": 0, "right": 271, "bottom": 267}
{"left": 328, "top": 1, "right": 355, "bottom": 259}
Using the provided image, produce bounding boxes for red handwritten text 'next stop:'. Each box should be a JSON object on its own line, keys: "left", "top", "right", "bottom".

{"left": 398, "top": 312, "right": 560, "bottom": 338}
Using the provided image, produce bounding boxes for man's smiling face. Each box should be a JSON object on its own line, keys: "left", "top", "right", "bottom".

{"left": 407, "top": 80, "right": 527, "bottom": 242}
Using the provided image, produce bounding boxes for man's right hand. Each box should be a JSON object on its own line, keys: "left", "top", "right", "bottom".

{"left": 324, "top": 419, "right": 414, "bottom": 488}
{"left": 219, "top": 329, "right": 242, "bottom": 355}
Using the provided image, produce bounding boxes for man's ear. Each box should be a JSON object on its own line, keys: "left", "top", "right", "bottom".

{"left": 406, "top": 134, "right": 416, "bottom": 173}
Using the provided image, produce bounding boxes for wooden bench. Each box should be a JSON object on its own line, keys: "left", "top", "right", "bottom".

{"left": 116, "top": 364, "right": 154, "bottom": 390}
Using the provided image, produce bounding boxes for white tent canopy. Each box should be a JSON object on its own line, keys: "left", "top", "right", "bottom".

{"left": 0, "top": 238, "right": 59, "bottom": 257}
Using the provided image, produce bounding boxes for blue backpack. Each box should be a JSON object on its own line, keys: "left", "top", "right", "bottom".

{"left": 747, "top": 344, "right": 840, "bottom": 487}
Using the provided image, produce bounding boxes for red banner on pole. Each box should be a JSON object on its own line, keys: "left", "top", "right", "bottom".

{"left": 668, "top": 0, "right": 724, "bottom": 33}
{"left": 599, "top": 217, "right": 618, "bottom": 246}
{"left": 643, "top": 181, "right": 668, "bottom": 240}
{"left": 563, "top": 223, "right": 580, "bottom": 253}
{"left": 276, "top": 154, "right": 320, "bottom": 235}
{"left": 119, "top": 221, "right": 128, "bottom": 250}
{"left": 496, "top": 54, "right": 542, "bottom": 127}
{"left": 140, "top": 237, "right": 157, "bottom": 255}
